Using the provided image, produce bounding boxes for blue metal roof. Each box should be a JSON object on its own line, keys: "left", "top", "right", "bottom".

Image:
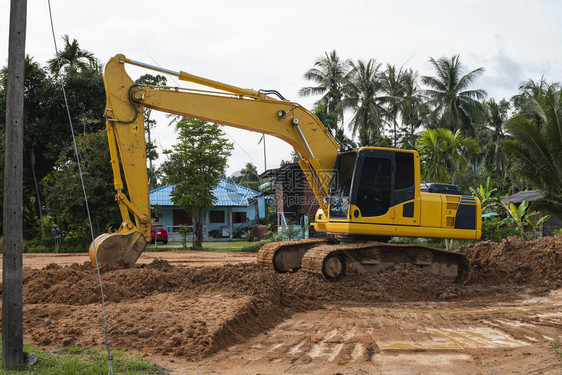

{"left": 149, "top": 178, "right": 260, "bottom": 207}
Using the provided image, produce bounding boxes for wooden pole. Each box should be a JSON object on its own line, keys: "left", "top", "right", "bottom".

{"left": 2, "top": 0, "right": 27, "bottom": 368}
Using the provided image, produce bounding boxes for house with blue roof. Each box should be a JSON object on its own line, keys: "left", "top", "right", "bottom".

{"left": 150, "top": 178, "right": 266, "bottom": 241}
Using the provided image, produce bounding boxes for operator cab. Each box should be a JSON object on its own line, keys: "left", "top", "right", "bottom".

{"left": 328, "top": 148, "right": 416, "bottom": 220}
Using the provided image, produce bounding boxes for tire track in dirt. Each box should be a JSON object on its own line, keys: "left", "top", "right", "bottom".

{"left": 190, "top": 290, "right": 562, "bottom": 374}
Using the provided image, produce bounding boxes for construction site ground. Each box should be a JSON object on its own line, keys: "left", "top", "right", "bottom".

{"left": 1, "top": 236, "right": 561, "bottom": 374}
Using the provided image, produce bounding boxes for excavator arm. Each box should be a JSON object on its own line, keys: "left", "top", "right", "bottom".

{"left": 89, "top": 54, "right": 339, "bottom": 267}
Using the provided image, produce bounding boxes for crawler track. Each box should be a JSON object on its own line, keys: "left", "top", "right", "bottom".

{"left": 258, "top": 239, "right": 470, "bottom": 282}
{"left": 302, "top": 241, "right": 470, "bottom": 282}
{"left": 256, "top": 238, "right": 327, "bottom": 272}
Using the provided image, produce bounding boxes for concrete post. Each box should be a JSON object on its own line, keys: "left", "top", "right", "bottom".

{"left": 2, "top": 0, "right": 27, "bottom": 368}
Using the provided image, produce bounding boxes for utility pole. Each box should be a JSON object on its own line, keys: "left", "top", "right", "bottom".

{"left": 259, "top": 134, "right": 267, "bottom": 172}
{"left": 3, "top": 0, "right": 27, "bottom": 368}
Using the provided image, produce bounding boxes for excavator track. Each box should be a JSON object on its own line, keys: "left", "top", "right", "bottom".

{"left": 256, "top": 238, "right": 327, "bottom": 273}
{"left": 301, "top": 241, "right": 470, "bottom": 282}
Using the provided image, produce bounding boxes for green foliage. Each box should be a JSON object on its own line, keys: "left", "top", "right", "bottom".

{"left": 23, "top": 230, "right": 91, "bottom": 253}
{"left": 454, "top": 168, "right": 481, "bottom": 195}
{"left": 417, "top": 128, "right": 480, "bottom": 183}
{"left": 553, "top": 228, "right": 562, "bottom": 235}
{"left": 343, "top": 59, "right": 386, "bottom": 138}
{"left": 357, "top": 128, "right": 392, "bottom": 147}
{"left": 0, "top": 337, "right": 164, "bottom": 374}
{"left": 299, "top": 50, "right": 351, "bottom": 126}
{"left": 178, "top": 225, "right": 192, "bottom": 249}
{"left": 37, "top": 215, "right": 55, "bottom": 240}
{"left": 135, "top": 74, "right": 168, "bottom": 189}
{"left": 231, "top": 162, "right": 260, "bottom": 191}
{"left": 280, "top": 150, "right": 300, "bottom": 166}
{"left": 314, "top": 103, "right": 356, "bottom": 149}
{"left": 161, "top": 118, "right": 233, "bottom": 248}
{"left": 501, "top": 200, "right": 550, "bottom": 240}
{"left": 41, "top": 130, "right": 121, "bottom": 237}
{"left": 503, "top": 85, "right": 562, "bottom": 220}
{"left": 480, "top": 216, "right": 520, "bottom": 243}
{"left": 479, "top": 99, "right": 510, "bottom": 178}
{"left": 469, "top": 177, "right": 502, "bottom": 213}
{"left": 47, "top": 34, "right": 97, "bottom": 76}
{"left": 0, "top": 52, "right": 106, "bottom": 239}
{"left": 273, "top": 225, "right": 303, "bottom": 241}
{"left": 421, "top": 55, "right": 487, "bottom": 135}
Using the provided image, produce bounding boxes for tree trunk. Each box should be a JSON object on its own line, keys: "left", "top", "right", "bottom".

{"left": 192, "top": 209, "right": 204, "bottom": 249}
{"left": 30, "top": 148, "right": 44, "bottom": 238}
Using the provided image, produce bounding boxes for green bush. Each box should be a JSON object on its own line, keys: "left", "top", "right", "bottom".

{"left": 481, "top": 216, "right": 519, "bottom": 242}
{"left": 23, "top": 231, "right": 91, "bottom": 253}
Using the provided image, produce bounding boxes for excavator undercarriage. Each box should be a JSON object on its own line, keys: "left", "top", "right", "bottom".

{"left": 257, "top": 238, "right": 470, "bottom": 282}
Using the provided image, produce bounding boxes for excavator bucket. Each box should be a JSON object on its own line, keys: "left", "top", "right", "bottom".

{"left": 89, "top": 230, "right": 147, "bottom": 268}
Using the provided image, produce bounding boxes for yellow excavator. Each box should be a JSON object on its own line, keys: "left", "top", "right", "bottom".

{"left": 90, "top": 54, "right": 481, "bottom": 282}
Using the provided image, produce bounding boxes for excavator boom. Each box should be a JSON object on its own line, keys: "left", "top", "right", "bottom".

{"left": 90, "top": 54, "right": 339, "bottom": 266}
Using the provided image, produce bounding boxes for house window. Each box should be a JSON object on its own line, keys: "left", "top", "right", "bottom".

{"left": 173, "top": 209, "right": 192, "bottom": 231}
{"left": 210, "top": 210, "right": 225, "bottom": 223}
{"left": 232, "top": 211, "right": 247, "bottom": 223}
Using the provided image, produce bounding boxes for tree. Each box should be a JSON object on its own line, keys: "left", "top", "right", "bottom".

{"left": 0, "top": 53, "right": 106, "bottom": 238}
{"left": 135, "top": 74, "right": 168, "bottom": 189}
{"left": 422, "top": 55, "right": 486, "bottom": 135}
{"left": 356, "top": 128, "right": 392, "bottom": 147}
{"left": 47, "top": 35, "right": 96, "bottom": 75}
{"left": 299, "top": 50, "right": 351, "bottom": 127}
{"left": 417, "top": 128, "right": 480, "bottom": 183}
{"left": 342, "top": 59, "right": 386, "bottom": 138}
{"left": 380, "top": 64, "right": 406, "bottom": 146}
{"left": 503, "top": 85, "right": 562, "bottom": 219}
{"left": 232, "top": 162, "right": 260, "bottom": 191}
{"left": 480, "top": 99, "right": 510, "bottom": 178}
{"left": 160, "top": 118, "right": 233, "bottom": 248}
{"left": 42, "top": 130, "right": 121, "bottom": 237}
{"left": 397, "top": 70, "right": 428, "bottom": 149}
{"left": 313, "top": 102, "right": 355, "bottom": 149}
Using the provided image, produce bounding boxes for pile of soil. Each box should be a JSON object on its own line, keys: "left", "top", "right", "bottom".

{"left": 461, "top": 235, "right": 562, "bottom": 287}
{"left": 3, "top": 234, "right": 561, "bottom": 361}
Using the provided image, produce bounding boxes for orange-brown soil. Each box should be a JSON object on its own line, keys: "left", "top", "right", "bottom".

{"left": 1, "top": 235, "right": 561, "bottom": 374}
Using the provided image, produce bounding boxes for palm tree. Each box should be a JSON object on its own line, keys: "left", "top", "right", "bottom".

{"left": 342, "top": 59, "right": 387, "bottom": 139}
{"left": 480, "top": 99, "right": 510, "bottom": 177}
{"left": 421, "top": 55, "right": 487, "bottom": 135}
{"left": 512, "top": 78, "right": 560, "bottom": 125}
{"left": 48, "top": 34, "right": 96, "bottom": 75}
{"left": 397, "top": 69, "right": 427, "bottom": 149}
{"left": 299, "top": 51, "right": 351, "bottom": 127}
{"left": 356, "top": 128, "right": 392, "bottom": 147}
{"left": 380, "top": 64, "right": 406, "bottom": 146}
{"left": 313, "top": 102, "right": 355, "bottom": 149}
{"left": 503, "top": 85, "right": 562, "bottom": 219}
{"left": 417, "top": 128, "right": 480, "bottom": 183}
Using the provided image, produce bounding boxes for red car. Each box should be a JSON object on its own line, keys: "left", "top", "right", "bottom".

{"left": 150, "top": 224, "right": 168, "bottom": 244}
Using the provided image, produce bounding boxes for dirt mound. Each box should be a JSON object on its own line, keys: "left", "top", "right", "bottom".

{"left": 22, "top": 260, "right": 468, "bottom": 308}
{"left": 23, "top": 261, "right": 279, "bottom": 305}
{"left": 461, "top": 235, "right": 562, "bottom": 287}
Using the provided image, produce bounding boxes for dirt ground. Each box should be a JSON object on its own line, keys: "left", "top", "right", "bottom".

{"left": 0, "top": 250, "right": 256, "bottom": 278}
{"left": 1, "top": 236, "right": 561, "bottom": 374}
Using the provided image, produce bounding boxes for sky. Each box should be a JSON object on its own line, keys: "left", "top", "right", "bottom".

{"left": 2, "top": 0, "right": 561, "bottom": 176}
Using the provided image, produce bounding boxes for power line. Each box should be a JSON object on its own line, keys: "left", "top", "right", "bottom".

{"left": 47, "top": 1, "right": 114, "bottom": 373}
